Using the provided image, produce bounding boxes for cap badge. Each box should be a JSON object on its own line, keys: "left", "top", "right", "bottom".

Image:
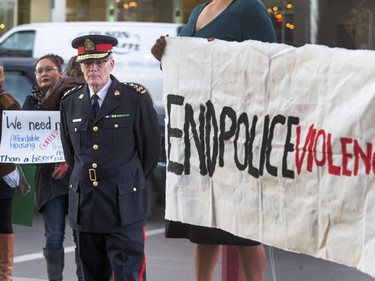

{"left": 84, "top": 38, "right": 95, "bottom": 51}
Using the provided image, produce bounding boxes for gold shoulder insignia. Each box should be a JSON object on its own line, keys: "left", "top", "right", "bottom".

{"left": 123, "top": 82, "right": 147, "bottom": 94}
{"left": 62, "top": 85, "right": 84, "bottom": 99}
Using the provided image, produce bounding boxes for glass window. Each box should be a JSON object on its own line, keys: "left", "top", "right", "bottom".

{"left": 0, "top": 31, "right": 35, "bottom": 57}
{"left": 3, "top": 70, "right": 33, "bottom": 104}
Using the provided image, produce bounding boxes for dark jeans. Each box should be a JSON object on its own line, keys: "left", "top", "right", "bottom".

{"left": 42, "top": 195, "right": 73, "bottom": 250}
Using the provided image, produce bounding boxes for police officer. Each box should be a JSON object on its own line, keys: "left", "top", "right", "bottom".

{"left": 59, "top": 34, "right": 160, "bottom": 281}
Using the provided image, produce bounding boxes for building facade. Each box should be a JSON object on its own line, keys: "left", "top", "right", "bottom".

{"left": 0, "top": 0, "right": 374, "bottom": 49}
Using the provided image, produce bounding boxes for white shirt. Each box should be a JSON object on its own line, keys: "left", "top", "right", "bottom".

{"left": 89, "top": 79, "right": 112, "bottom": 107}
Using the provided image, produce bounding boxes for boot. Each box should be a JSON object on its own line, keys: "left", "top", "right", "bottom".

{"left": 75, "top": 248, "right": 84, "bottom": 281}
{"left": 43, "top": 248, "right": 64, "bottom": 281}
{"left": 0, "top": 233, "right": 14, "bottom": 281}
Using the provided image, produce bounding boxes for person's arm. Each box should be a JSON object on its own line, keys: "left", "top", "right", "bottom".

{"left": 59, "top": 101, "right": 75, "bottom": 168}
{"left": 42, "top": 77, "right": 86, "bottom": 110}
{"left": 0, "top": 92, "right": 20, "bottom": 177}
{"left": 41, "top": 79, "right": 64, "bottom": 110}
{"left": 240, "top": 1, "right": 277, "bottom": 43}
{"left": 0, "top": 91, "right": 20, "bottom": 110}
{"left": 150, "top": 3, "right": 203, "bottom": 62}
{"left": 134, "top": 93, "right": 161, "bottom": 179}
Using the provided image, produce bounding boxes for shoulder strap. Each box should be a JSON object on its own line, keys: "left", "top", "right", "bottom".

{"left": 123, "top": 82, "right": 148, "bottom": 94}
{"left": 61, "top": 85, "right": 84, "bottom": 100}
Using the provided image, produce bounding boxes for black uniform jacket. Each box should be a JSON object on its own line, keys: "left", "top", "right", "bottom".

{"left": 60, "top": 75, "right": 160, "bottom": 233}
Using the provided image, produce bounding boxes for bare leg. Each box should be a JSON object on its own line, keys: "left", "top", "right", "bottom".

{"left": 236, "top": 244, "right": 266, "bottom": 281}
{"left": 194, "top": 244, "right": 221, "bottom": 281}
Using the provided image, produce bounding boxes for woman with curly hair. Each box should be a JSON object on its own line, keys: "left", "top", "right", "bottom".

{"left": 22, "top": 54, "right": 72, "bottom": 281}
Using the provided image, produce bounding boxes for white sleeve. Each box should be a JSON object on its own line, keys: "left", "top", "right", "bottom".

{"left": 2, "top": 167, "right": 20, "bottom": 188}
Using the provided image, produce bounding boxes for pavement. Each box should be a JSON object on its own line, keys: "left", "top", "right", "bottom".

{"left": 13, "top": 279, "right": 44, "bottom": 281}
{"left": 10, "top": 204, "right": 375, "bottom": 281}
{"left": 12, "top": 246, "right": 375, "bottom": 281}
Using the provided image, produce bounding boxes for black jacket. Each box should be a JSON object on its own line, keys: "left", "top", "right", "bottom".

{"left": 60, "top": 75, "right": 160, "bottom": 233}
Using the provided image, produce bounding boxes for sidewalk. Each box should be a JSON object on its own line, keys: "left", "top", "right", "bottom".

{"left": 11, "top": 205, "right": 375, "bottom": 281}
{"left": 13, "top": 279, "right": 46, "bottom": 281}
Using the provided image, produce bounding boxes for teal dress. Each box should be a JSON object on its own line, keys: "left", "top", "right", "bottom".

{"left": 178, "top": 0, "right": 276, "bottom": 42}
{"left": 165, "top": 0, "right": 276, "bottom": 245}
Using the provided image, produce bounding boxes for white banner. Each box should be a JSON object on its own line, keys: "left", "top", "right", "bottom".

{"left": 0, "top": 110, "right": 64, "bottom": 164}
{"left": 162, "top": 37, "right": 375, "bottom": 277}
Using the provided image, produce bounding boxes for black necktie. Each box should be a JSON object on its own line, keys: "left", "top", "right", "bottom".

{"left": 92, "top": 94, "right": 99, "bottom": 117}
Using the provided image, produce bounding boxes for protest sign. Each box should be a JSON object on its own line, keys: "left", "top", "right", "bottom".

{"left": 0, "top": 110, "right": 64, "bottom": 164}
{"left": 162, "top": 37, "right": 375, "bottom": 277}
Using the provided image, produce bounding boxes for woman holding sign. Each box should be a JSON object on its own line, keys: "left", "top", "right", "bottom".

{"left": 22, "top": 54, "right": 74, "bottom": 281}
{"left": 151, "top": 0, "right": 276, "bottom": 281}
{"left": 0, "top": 64, "right": 21, "bottom": 281}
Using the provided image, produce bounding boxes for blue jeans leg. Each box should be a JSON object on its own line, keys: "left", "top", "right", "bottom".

{"left": 43, "top": 195, "right": 68, "bottom": 250}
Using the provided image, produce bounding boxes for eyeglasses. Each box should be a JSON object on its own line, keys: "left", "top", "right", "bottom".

{"left": 81, "top": 59, "right": 109, "bottom": 69}
{"left": 35, "top": 66, "right": 60, "bottom": 76}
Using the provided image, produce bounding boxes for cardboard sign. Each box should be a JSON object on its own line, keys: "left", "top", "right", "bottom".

{"left": 0, "top": 110, "right": 64, "bottom": 164}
